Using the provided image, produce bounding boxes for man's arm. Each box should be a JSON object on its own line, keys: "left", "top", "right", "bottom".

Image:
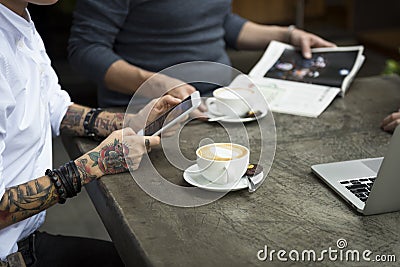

{"left": 0, "top": 175, "right": 58, "bottom": 229}
{"left": 0, "top": 128, "right": 159, "bottom": 230}
{"left": 236, "top": 21, "right": 336, "bottom": 58}
{"left": 60, "top": 104, "right": 124, "bottom": 137}
{"left": 60, "top": 95, "right": 183, "bottom": 138}
{"left": 0, "top": 149, "right": 103, "bottom": 229}
{"left": 0, "top": 135, "right": 108, "bottom": 230}
{"left": 68, "top": 0, "right": 195, "bottom": 100}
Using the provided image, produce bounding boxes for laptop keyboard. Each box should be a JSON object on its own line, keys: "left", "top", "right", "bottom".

{"left": 340, "top": 177, "right": 376, "bottom": 202}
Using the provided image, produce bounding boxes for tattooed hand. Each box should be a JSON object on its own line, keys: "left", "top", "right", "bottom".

{"left": 75, "top": 128, "right": 160, "bottom": 181}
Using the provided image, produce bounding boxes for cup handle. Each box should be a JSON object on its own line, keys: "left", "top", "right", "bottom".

{"left": 186, "top": 162, "right": 213, "bottom": 174}
{"left": 221, "top": 166, "right": 230, "bottom": 183}
{"left": 205, "top": 97, "right": 222, "bottom": 116}
{"left": 186, "top": 163, "right": 229, "bottom": 176}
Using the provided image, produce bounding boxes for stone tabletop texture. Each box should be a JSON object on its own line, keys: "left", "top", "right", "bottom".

{"left": 64, "top": 75, "right": 400, "bottom": 267}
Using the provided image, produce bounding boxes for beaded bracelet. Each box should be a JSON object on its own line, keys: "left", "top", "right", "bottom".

{"left": 83, "top": 108, "right": 95, "bottom": 131}
{"left": 45, "top": 169, "right": 67, "bottom": 204}
{"left": 45, "top": 161, "right": 82, "bottom": 203}
{"left": 83, "top": 108, "right": 103, "bottom": 139}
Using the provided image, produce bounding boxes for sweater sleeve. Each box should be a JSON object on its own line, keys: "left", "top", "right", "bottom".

{"left": 223, "top": 8, "right": 247, "bottom": 50}
{"left": 68, "top": 0, "right": 131, "bottom": 85}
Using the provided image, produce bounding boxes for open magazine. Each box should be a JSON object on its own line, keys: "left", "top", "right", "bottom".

{"left": 247, "top": 41, "right": 365, "bottom": 117}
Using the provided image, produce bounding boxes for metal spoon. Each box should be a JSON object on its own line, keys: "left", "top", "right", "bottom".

{"left": 244, "top": 164, "right": 263, "bottom": 193}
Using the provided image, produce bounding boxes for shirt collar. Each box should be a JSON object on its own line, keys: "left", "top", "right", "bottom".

{"left": 0, "top": 4, "right": 35, "bottom": 41}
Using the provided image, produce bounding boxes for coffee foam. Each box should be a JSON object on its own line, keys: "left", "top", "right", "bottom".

{"left": 197, "top": 143, "right": 247, "bottom": 161}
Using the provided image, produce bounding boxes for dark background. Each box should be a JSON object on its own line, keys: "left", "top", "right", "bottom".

{"left": 28, "top": 0, "right": 400, "bottom": 108}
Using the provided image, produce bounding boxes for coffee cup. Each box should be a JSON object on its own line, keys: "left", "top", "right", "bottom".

{"left": 195, "top": 143, "right": 250, "bottom": 185}
{"left": 206, "top": 87, "right": 252, "bottom": 117}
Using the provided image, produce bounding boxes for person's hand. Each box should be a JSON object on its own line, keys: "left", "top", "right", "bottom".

{"left": 155, "top": 75, "right": 207, "bottom": 118}
{"left": 167, "top": 82, "right": 196, "bottom": 100}
{"left": 87, "top": 128, "right": 160, "bottom": 177}
{"left": 125, "top": 95, "right": 182, "bottom": 132}
{"left": 141, "top": 73, "right": 195, "bottom": 99}
{"left": 141, "top": 95, "right": 182, "bottom": 124}
{"left": 381, "top": 110, "right": 400, "bottom": 132}
{"left": 159, "top": 75, "right": 207, "bottom": 120}
{"left": 140, "top": 73, "right": 206, "bottom": 119}
{"left": 290, "top": 28, "right": 336, "bottom": 59}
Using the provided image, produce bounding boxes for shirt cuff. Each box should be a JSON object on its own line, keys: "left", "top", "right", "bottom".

{"left": 49, "top": 89, "right": 73, "bottom": 137}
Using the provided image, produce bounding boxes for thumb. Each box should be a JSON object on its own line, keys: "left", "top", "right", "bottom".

{"left": 301, "top": 39, "right": 312, "bottom": 59}
{"left": 162, "top": 95, "right": 182, "bottom": 106}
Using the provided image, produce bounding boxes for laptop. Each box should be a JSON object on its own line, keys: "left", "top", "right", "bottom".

{"left": 311, "top": 126, "right": 400, "bottom": 215}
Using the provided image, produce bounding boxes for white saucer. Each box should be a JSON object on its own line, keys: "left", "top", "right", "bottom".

{"left": 206, "top": 102, "right": 267, "bottom": 123}
{"left": 183, "top": 164, "right": 264, "bottom": 192}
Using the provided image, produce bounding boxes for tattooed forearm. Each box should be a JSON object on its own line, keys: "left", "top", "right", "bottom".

{"left": 60, "top": 104, "right": 124, "bottom": 138}
{"left": 94, "top": 112, "right": 124, "bottom": 137}
{"left": 0, "top": 176, "right": 59, "bottom": 230}
{"left": 60, "top": 104, "right": 90, "bottom": 136}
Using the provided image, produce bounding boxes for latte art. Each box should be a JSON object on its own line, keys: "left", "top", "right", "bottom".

{"left": 197, "top": 143, "right": 248, "bottom": 161}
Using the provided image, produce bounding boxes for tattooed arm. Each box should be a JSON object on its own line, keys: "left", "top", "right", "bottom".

{"left": 0, "top": 129, "right": 160, "bottom": 230}
{"left": 60, "top": 104, "right": 124, "bottom": 137}
{"left": 0, "top": 176, "right": 58, "bottom": 229}
{"left": 1, "top": 96, "right": 178, "bottom": 229}
{"left": 60, "top": 96, "right": 181, "bottom": 137}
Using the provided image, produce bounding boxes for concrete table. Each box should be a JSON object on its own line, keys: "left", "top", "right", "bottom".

{"left": 64, "top": 75, "right": 400, "bottom": 266}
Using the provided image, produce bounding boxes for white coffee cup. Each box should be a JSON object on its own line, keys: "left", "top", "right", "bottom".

{"left": 195, "top": 143, "right": 250, "bottom": 185}
{"left": 206, "top": 87, "right": 252, "bottom": 117}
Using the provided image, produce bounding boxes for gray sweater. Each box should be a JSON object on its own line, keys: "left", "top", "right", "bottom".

{"left": 68, "top": 0, "right": 247, "bottom": 107}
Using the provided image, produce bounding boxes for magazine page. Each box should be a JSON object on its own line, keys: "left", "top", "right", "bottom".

{"left": 250, "top": 41, "right": 364, "bottom": 92}
{"left": 250, "top": 77, "right": 340, "bottom": 118}
{"left": 248, "top": 41, "right": 364, "bottom": 117}
{"left": 227, "top": 74, "right": 340, "bottom": 118}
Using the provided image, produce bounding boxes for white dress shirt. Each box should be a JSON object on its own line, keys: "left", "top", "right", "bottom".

{"left": 0, "top": 5, "right": 72, "bottom": 259}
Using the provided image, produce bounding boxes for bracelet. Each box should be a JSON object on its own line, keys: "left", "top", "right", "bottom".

{"left": 54, "top": 167, "right": 75, "bottom": 198}
{"left": 83, "top": 108, "right": 103, "bottom": 139}
{"left": 45, "top": 169, "right": 67, "bottom": 204}
{"left": 83, "top": 108, "right": 95, "bottom": 136}
{"left": 46, "top": 161, "right": 82, "bottom": 202}
{"left": 287, "top": 25, "right": 296, "bottom": 44}
{"left": 67, "top": 160, "right": 82, "bottom": 194}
